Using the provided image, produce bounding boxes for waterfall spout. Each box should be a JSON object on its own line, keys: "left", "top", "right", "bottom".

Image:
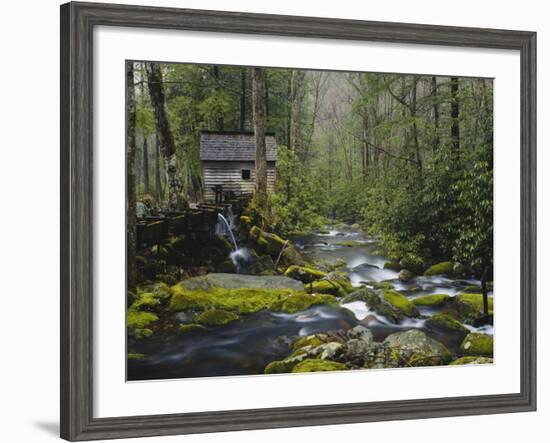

{"left": 217, "top": 213, "right": 238, "bottom": 252}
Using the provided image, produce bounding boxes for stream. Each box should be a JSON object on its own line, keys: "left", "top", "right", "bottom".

{"left": 127, "top": 226, "right": 493, "bottom": 381}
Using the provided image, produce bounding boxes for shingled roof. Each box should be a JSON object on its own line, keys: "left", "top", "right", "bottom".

{"left": 200, "top": 132, "right": 277, "bottom": 162}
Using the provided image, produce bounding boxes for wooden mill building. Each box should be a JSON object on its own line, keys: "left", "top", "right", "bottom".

{"left": 200, "top": 131, "right": 278, "bottom": 202}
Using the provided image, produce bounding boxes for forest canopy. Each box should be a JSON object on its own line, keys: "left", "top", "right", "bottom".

{"left": 129, "top": 61, "right": 493, "bottom": 282}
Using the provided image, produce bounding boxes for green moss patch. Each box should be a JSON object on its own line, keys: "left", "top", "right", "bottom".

{"left": 170, "top": 284, "right": 336, "bottom": 316}
{"left": 426, "top": 313, "right": 469, "bottom": 337}
{"left": 450, "top": 356, "right": 494, "bottom": 365}
{"left": 424, "top": 261, "right": 455, "bottom": 276}
{"left": 127, "top": 353, "right": 145, "bottom": 360}
{"left": 178, "top": 323, "right": 208, "bottom": 333}
{"left": 292, "top": 335, "right": 326, "bottom": 352}
{"left": 291, "top": 359, "right": 347, "bottom": 373}
{"left": 412, "top": 294, "right": 451, "bottom": 306}
{"left": 127, "top": 308, "right": 158, "bottom": 339}
{"left": 460, "top": 333, "right": 493, "bottom": 356}
{"left": 284, "top": 265, "right": 326, "bottom": 283}
{"left": 311, "top": 279, "right": 347, "bottom": 297}
{"left": 195, "top": 309, "right": 239, "bottom": 326}
{"left": 383, "top": 290, "right": 419, "bottom": 317}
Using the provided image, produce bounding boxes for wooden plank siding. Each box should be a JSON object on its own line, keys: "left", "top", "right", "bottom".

{"left": 203, "top": 161, "right": 276, "bottom": 200}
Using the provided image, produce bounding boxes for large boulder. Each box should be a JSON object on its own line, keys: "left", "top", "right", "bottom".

{"left": 412, "top": 294, "right": 451, "bottom": 307}
{"left": 383, "top": 329, "right": 452, "bottom": 366}
{"left": 424, "top": 261, "right": 455, "bottom": 276}
{"left": 425, "top": 313, "right": 469, "bottom": 339}
{"left": 398, "top": 269, "right": 415, "bottom": 282}
{"left": 344, "top": 339, "right": 371, "bottom": 363}
{"left": 346, "top": 325, "right": 373, "bottom": 344}
{"left": 175, "top": 273, "right": 305, "bottom": 292}
{"left": 383, "top": 290, "right": 419, "bottom": 317}
{"left": 454, "top": 293, "right": 493, "bottom": 323}
{"left": 460, "top": 333, "right": 493, "bottom": 356}
{"left": 284, "top": 265, "right": 326, "bottom": 283}
{"left": 343, "top": 288, "right": 403, "bottom": 323}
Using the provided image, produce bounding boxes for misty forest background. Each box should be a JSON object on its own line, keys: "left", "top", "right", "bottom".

{"left": 128, "top": 62, "right": 493, "bottom": 285}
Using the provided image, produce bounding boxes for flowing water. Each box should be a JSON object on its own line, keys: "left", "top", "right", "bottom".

{"left": 128, "top": 225, "right": 493, "bottom": 381}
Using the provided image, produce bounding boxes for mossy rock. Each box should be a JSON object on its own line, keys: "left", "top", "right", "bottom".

{"left": 195, "top": 309, "right": 239, "bottom": 326}
{"left": 383, "top": 261, "right": 402, "bottom": 271}
{"left": 460, "top": 333, "right": 493, "bottom": 356}
{"left": 426, "top": 313, "right": 469, "bottom": 338}
{"left": 384, "top": 329, "right": 452, "bottom": 367}
{"left": 291, "top": 359, "right": 347, "bottom": 373}
{"left": 454, "top": 293, "right": 493, "bottom": 322}
{"left": 311, "top": 279, "right": 347, "bottom": 297}
{"left": 264, "top": 359, "right": 298, "bottom": 374}
{"left": 398, "top": 269, "right": 415, "bottom": 282}
{"left": 341, "top": 287, "right": 378, "bottom": 304}
{"left": 369, "top": 280, "right": 395, "bottom": 290}
{"left": 249, "top": 226, "right": 288, "bottom": 256}
{"left": 450, "top": 356, "right": 494, "bottom": 365}
{"left": 345, "top": 288, "right": 403, "bottom": 323}
{"left": 292, "top": 335, "right": 326, "bottom": 352}
{"left": 424, "top": 261, "right": 455, "bottom": 276}
{"left": 170, "top": 281, "right": 336, "bottom": 316}
{"left": 178, "top": 323, "right": 208, "bottom": 334}
{"left": 412, "top": 294, "right": 451, "bottom": 306}
{"left": 284, "top": 265, "right": 326, "bottom": 283}
{"left": 383, "top": 290, "right": 419, "bottom": 317}
{"left": 127, "top": 353, "right": 145, "bottom": 360}
{"left": 127, "top": 308, "right": 158, "bottom": 339}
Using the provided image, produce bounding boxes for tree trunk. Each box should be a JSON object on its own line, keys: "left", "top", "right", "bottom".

{"left": 142, "top": 132, "right": 149, "bottom": 194}
{"left": 252, "top": 67, "right": 268, "bottom": 206}
{"left": 481, "top": 266, "right": 490, "bottom": 317}
{"left": 146, "top": 62, "right": 187, "bottom": 210}
{"left": 450, "top": 77, "right": 460, "bottom": 157}
{"left": 362, "top": 114, "right": 369, "bottom": 182}
{"left": 126, "top": 62, "right": 137, "bottom": 294}
{"left": 154, "top": 134, "right": 162, "bottom": 203}
{"left": 431, "top": 76, "right": 440, "bottom": 153}
{"left": 240, "top": 68, "right": 246, "bottom": 132}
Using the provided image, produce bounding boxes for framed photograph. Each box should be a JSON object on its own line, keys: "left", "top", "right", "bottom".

{"left": 60, "top": 1, "right": 536, "bottom": 440}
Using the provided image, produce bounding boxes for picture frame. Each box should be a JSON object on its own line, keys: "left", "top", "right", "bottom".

{"left": 60, "top": 1, "right": 537, "bottom": 441}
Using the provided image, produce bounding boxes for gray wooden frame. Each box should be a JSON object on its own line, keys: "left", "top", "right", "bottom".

{"left": 60, "top": 1, "right": 537, "bottom": 441}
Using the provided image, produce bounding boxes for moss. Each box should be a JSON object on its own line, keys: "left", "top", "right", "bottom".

{"left": 398, "top": 269, "right": 415, "bottom": 282}
{"left": 195, "top": 309, "right": 239, "bottom": 326}
{"left": 383, "top": 290, "right": 419, "bottom": 317}
{"left": 240, "top": 215, "right": 252, "bottom": 225}
{"left": 460, "top": 333, "right": 493, "bottom": 356}
{"left": 132, "top": 292, "right": 162, "bottom": 311}
{"left": 271, "top": 292, "right": 337, "bottom": 314}
{"left": 284, "top": 265, "right": 326, "bottom": 283}
{"left": 291, "top": 359, "right": 347, "bottom": 373}
{"left": 127, "top": 308, "right": 158, "bottom": 333}
{"left": 462, "top": 284, "right": 482, "bottom": 293}
{"left": 133, "top": 328, "right": 153, "bottom": 339}
{"left": 383, "top": 261, "right": 402, "bottom": 271}
{"left": 412, "top": 294, "right": 451, "bottom": 306}
{"left": 264, "top": 359, "right": 299, "bottom": 374}
{"left": 170, "top": 284, "right": 336, "bottom": 316}
{"left": 178, "top": 323, "right": 208, "bottom": 333}
{"left": 128, "top": 353, "right": 145, "bottom": 360}
{"left": 450, "top": 356, "right": 494, "bottom": 365}
{"left": 292, "top": 335, "right": 325, "bottom": 352}
{"left": 311, "top": 279, "right": 347, "bottom": 297}
{"left": 454, "top": 293, "right": 494, "bottom": 322}
{"left": 369, "top": 280, "right": 394, "bottom": 290}
{"left": 426, "top": 313, "right": 469, "bottom": 337}
{"left": 250, "top": 226, "right": 287, "bottom": 256}
{"left": 424, "top": 261, "right": 455, "bottom": 276}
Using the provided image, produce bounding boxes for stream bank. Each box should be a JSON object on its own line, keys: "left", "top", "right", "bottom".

{"left": 127, "top": 223, "right": 494, "bottom": 381}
